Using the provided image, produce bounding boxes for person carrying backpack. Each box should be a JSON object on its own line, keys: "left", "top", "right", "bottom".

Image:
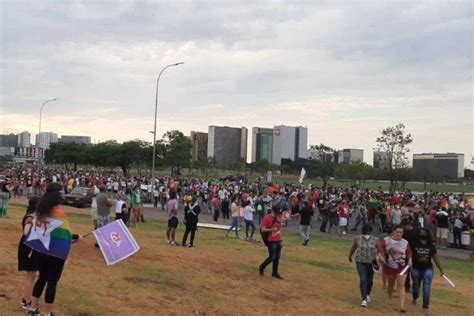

{"left": 259, "top": 206, "right": 284, "bottom": 279}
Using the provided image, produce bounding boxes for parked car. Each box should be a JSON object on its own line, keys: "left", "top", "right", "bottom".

{"left": 61, "top": 186, "right": 92, "bottom": 208}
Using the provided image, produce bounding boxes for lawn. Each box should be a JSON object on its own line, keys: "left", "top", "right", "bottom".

{"left": 1, "top": 205, "right": 473, "bottom": 315}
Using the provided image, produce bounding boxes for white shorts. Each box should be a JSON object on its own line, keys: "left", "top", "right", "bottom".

{"left": 339, "top": 217, "right": 348, "bottom": 227}
{"left": 436, "top": 227, "right": 448, "bottom": 239}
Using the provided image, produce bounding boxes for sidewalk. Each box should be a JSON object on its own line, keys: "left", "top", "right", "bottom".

{"left": 9, "top": 197, "right": 474, "bottom": 261}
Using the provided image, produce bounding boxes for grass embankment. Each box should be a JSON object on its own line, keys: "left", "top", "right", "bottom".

{"left": 1, "top": 205, "right": 473, "bottom": 315}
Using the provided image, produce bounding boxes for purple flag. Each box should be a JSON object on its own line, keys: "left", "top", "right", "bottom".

{"left": 93, "top": 219, "right": 140, "bottom": 265}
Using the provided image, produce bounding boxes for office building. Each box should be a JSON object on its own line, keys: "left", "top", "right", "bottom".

{"left": 373, "top": 151, "right": 390, "bottom": 169}
{"left": 58, "top": 135, "right": 91, "bottom": 144}
{"left": 17, "top": 131, "right": 31, "bottom": 147}
{"left": 190, "top": 131, "right": 208, "bottom": 161}
{"left": 413, "top": 153, "right": 464, "bottom": 179}
{"left": 207, "top": 126, "right": 247, "bottom": 167}
{"left": 0, "top": 133, "right": 18, "bottom": 147}
{"left": 251, "top": 127, "right": 273, "bottom": 163}
{"left": 338, "top": 149, "right": 364, "bottom": 164}
{"left": 272, "top": 125, "right": 308, "bottom": 165}
{"left": 36, "top": 132, "right": 58, "bottom": 149}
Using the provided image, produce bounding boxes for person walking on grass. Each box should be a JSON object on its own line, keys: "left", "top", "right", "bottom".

{"left": 166, "top": 190, "right": 179, "bottom": 245}
{"left": 293, "top": 201, "right": 314, "bottom": 246}
{"left": 378, "top": 225, "right": 412, "bottom": 313}
{"left": 27, "top": 183, "right": 82, "bottom": 316}
{"left": 410, "top": 228, "right": 445, "bottom": 316}
{"left": 348, "top": 224, "right": 378, "bottom": 308}
{"left": 18, "top": 196, "right": 40, "bottom": 312}
{"left": 243, "top": 200, "right": 256, "bottom": 242}
{"left": 259, "top": 207, "right": 284, "bottom": 279}
{"left": 226, "top": 196, "right": 240, "bottom": 239}
{"left": 182, "top": 196, "right": 201, "bottom": 247}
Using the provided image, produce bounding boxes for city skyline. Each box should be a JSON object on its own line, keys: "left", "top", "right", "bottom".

{"left": 1, "top": 1, "right": 472, "bottom": 167}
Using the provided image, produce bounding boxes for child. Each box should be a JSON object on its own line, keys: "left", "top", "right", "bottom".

{"left": 17, "top": 196, "right": 40, "bottom": 311}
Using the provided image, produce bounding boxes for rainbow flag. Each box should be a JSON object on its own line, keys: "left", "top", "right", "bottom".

{"left": 24, "top": 207, "right": 73, "bottom": 260}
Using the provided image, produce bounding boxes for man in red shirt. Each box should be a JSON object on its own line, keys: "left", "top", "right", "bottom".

{"left": 259, "top": 207, "right": 283, "bottom": 279}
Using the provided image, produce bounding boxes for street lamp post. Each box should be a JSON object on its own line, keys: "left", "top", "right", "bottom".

{"left": 151, "top": 62, "right": 184, "bottom": 186}
{"left": 38, "top": 98, "right": 58, "bottom": 147}
{"left": 38, "top": 98, "right": 58, "bottom": 163}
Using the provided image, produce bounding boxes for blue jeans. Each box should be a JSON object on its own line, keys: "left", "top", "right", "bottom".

{"left": 356, "top": 262, "right": 374, "bottom": 300}
{"left": 260, "top": 241, "right": 282, "bottom": 276}
{"left": 245, "top": 219, "right": 255, "bottom": 238}
{"left": 98, "top": 215, "right": 109, "bottom": 228}
{"left": 227, "top": 217, "right": 239, "bottom": 236}
{"left": 411, "top": 267, "right": 434, "bottom": 309}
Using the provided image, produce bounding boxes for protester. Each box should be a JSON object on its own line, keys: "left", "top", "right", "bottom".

{"left": 182, "top": 196, "right": 201, "bottom": 247}
{"left": 294, "top": 201, "right": 314, "bottom": 246}
{"left": 1, "top": 179, "right": 13, "bottom": 218}
{"left": 410, "top": 228, "right": 445, "bottom": 315}
{"left": 226, "top": 196, "right": 240, "bottom": 239}
{"left": 243, "top": 200, "right": 256, "bottom": 242}
{"left": 378, "top": 225, "right": 412, "bottom": 313}
{"left": 114, "top": 193, "right": 127, "bottom": 221}
{"left": 452, "top": 214, "right": 463, "bottom": 249}
{"left": 28, "top": 183, "right": 82, "bottom": 316}
{"left": 130, "top": 186, "right": 143, "bottom": 226}
{"left": 96, "top": 186, "right": 112, "bottom": 228}
{"left": 338, "top": 200, "right": 349, "bottom": 235}
{"left": 166, "top": 190, "right": 179, "bottom": 245}
{"left": 221, "top": 195, "right": 230, "bottom": 222}
{"left": 259, "top": 206, "right": 284, "bottom": 279}
{"left": 18, "top": 196, "right": 40, "bottom": 311}
{"left": 348, "top": 224, "right": 378, "bottom": 307}
{"left": 435, "top": 208, "right": 449, "bottom": 249}
{"left": 89, "top": 183, "right": 100, "bottom": 229}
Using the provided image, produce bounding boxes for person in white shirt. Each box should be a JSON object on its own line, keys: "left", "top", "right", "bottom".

{"left": 90, "top": 184, "right": 100, "bottom": 229}
{"left": 114, "top": 193, "right": 127, "bottom": 221}
{"left": 243, "top": 200, "right": 256, "bottom": 242}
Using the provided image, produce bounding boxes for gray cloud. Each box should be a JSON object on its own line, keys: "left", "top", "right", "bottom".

{"left": 1, "top": 0, "right": 472, "bottom": 165}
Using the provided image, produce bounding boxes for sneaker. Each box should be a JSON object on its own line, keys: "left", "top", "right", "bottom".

{"left": 167, "top": 240, "right": 171, "bottom": 244}
{"left": 170, "top": 241, "right": 176, "bottom": 246}
{"left": 21, "top": 298, "right": 29, "bottom": 310}
{"left": 182, "top": 243, "right": 187, "bottom": 247}
{"left": 258, "top": 267, "right": 264, "bottom": 276}
{"left": 188, "top": 244, "right": 194, "bottom": 248}
{"left": 27, "top": 308, "right": 40, "bottom": 315}
{"left": 361, "top": 300, "right": 367, "bottom": 307}
{"left": 303, "top": 239, "right": 309, "bottom": 246}
{"left": 272, "top": 274, "right": 283, "bottom": 280}
{"left": 366, "top": 295, "right": 371, "bottom": 303}
{"left": 342, "top": 231, "right": 347, "bottom": 235}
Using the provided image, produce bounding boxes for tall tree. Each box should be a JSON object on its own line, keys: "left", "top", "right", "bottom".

{"left": 158, "top": 130, "right": 192, "bottom": 176}
{"left": 375, "top": 123, "right": 413, "bottom": 192}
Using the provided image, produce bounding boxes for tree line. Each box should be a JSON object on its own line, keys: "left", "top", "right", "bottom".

{"left": 43, "top": 124, "right": 469, "bottom": 191}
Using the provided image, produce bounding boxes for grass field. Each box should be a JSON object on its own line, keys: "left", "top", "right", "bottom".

{"left": 1, "top": 205, "right": 473, "bottom": 315}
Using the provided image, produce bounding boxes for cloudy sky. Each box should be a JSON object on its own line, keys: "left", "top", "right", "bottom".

{"left": 1, "top": 0, "right": 472, "bottom": 166}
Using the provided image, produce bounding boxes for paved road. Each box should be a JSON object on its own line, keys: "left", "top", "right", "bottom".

{"left": 9, "top": 197, "right": 473, "bottom": 261}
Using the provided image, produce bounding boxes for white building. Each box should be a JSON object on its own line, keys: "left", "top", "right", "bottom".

{"left": 17, "top": 131, "right": 31, "bottom": 147}
{"left": 272, "top": 125, "right": 308, "bottom": 165}
{"left": 36, "top": 132, "right": 58, "bottom": 149}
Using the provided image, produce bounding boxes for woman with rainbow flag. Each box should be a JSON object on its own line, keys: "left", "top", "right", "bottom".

{"left": 25, "top": 183, "right": 82, "bottom": 316}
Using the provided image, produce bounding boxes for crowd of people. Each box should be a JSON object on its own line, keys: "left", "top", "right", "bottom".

{"left": 1, "top": 165, "right": 473, "bottom": 315}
